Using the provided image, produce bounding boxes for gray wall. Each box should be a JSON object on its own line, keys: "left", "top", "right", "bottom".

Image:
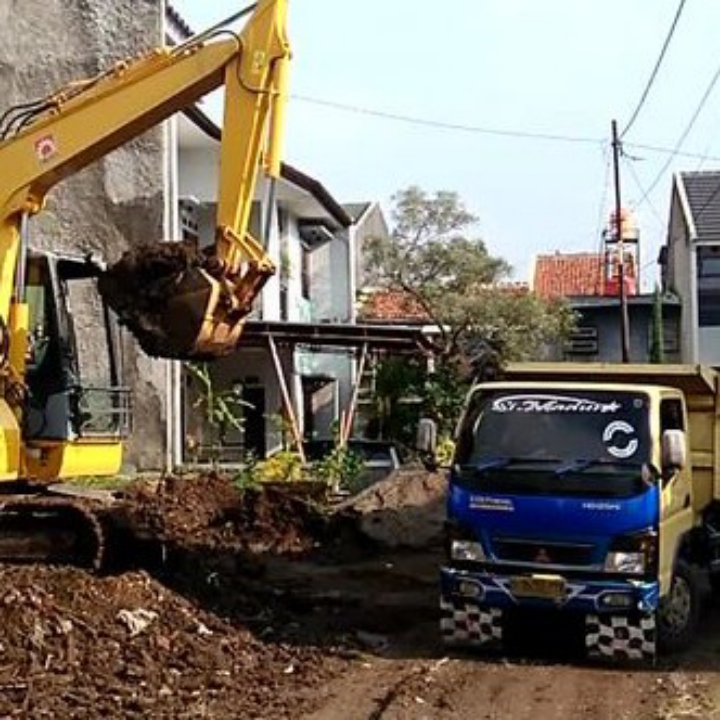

{"left": 0, "top": 0, "right": 168, "bottom": 470}
{"left": 354, "top": 204, "right": 390, "bottom": 290}
{"left": 558, "top": 302, "right": 682, "bottom": 364}
{"left": 665, "top": 189, "right": 696, "bottom": 362}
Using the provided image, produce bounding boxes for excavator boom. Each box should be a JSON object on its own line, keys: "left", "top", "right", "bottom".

{"left": 0, "top": 0, "right": 290, "bottom": 359}
{"left": 0, "top": 1, "right": 291, "bottom": 567}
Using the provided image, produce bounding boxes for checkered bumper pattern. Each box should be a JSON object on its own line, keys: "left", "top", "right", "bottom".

{"left": 585, "top": 613, "right": 656, "bottom": 661}
{"left": 440, "top": 598, "right": 503, "bottom": 647}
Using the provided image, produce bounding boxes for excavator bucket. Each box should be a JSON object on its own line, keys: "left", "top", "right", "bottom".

{"left": 98, "top": 241, "right": 264, "bottom": 359}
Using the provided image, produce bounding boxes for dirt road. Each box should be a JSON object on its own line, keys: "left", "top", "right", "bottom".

{"left": 3, "top": 474, "right": 720, "bottom": 718}
{"left": 258, "top": 547, "right": 720, "bottom": 720}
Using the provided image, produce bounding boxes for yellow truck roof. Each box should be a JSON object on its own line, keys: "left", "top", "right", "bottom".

{"left": 502, "top": 363, "right": 718, "bottom": 397}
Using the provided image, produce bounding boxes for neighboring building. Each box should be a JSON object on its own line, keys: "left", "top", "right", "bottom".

{"left": 662, "top": 171, "right": 720, "bottom": 365}
{"left": 177, "top": 106, "right": 360, "bottom": 462}
{"left": 531, "top": 252, "right": 605, "bottom": 299}
{"left": 554, "top": 295, "right": 681, "bottom": 364}
{"left": 344, "top": 202, "right": 391, "bottom": 297}
{"left": 0, "top": 1, "right": 170, "bottom": 470}
{"left": 532, "top": 227, "right": 680, "bottom": 364}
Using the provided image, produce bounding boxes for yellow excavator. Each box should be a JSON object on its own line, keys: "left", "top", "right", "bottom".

{"left": 0, "top": 0, "right": 289, "bottom": 566}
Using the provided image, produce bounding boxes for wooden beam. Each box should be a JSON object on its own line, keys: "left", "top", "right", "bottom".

{"left": 340, "top": 342, "right": 369, "bottom": 447}
{"left": 267, "top": 334, "right": 307, "bottom": 464}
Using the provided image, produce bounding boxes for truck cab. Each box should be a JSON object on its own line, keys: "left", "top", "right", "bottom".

{"left": 436, "top": 363, "right": 720, "bottom": 661}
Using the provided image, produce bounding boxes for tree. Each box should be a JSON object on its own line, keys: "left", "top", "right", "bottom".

{"left": 367, "top": 186, "right": 575, "bottom": 367}
{"left": 649, "top": 284, "right": 665, "bottom": 364}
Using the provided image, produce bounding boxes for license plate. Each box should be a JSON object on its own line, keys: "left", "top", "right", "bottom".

{"left": 510, "top": 575, "right": 566, "bottom": 600}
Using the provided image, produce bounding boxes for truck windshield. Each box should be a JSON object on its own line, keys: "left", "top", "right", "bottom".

{"left": 454, "top": 388, "right": 651, "bottom": 497}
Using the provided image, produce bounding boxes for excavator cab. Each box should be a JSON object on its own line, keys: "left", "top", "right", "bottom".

{"left": 24, "top": 251, "right": 131, "bottom": 446}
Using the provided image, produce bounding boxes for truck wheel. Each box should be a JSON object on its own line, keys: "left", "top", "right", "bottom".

{"left": 657, "top": 560, "right": 700, "bottom": 654}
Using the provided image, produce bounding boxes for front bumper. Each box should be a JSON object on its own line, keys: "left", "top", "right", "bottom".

{"left": 441, "top": 565, "right": 659, "bottom": 614}
{"left": 440, "top": 566, "right": 659, "bottom": 661}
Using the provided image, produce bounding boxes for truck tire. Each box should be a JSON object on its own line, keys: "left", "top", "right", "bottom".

{"left": 657, "top": 560, "right": 700, "bottom": 654}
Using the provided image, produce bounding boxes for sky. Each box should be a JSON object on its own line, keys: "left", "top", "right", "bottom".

{"left": 173, "top": 0, "right": 720, "bottom": 290}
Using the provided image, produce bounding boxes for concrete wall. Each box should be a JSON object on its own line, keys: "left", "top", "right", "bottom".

{"left": 0, "top": 0, "right": 168, "bottom": 470}
{"left": 354, "top": 204, "right": 390, "bottom": 290}
{"left": 561, "top": 303, "right": 682, "bottom": 364}
{"left": 665, "top": 190, "right": 696, "bottom": 362}
{"left": 309, "top": 236, "right": 352, "bottom": 322}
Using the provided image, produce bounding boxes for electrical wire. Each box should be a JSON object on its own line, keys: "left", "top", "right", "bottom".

{"left": 634, "top": 61, "right": 720, "bottom": 208}
{"left": 292, "top": 94, "right": 720, "bottom": 164}
{"left": 291, "top": 94, "right": 603, "bottom": 146}
{"left": 624, "top": 156, "right": 666, "bottom": 230}
{"left": 621, "top": 0, "right": 688, "bottom": 138}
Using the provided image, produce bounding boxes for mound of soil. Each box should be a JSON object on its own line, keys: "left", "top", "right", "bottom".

{"left": 115, "top": 473, "right": 328, "bottom": 556}
{"left": 333, "top": 466, "right": 447, "bottom": 549}
{"left": 97, "top": 241, "right": 210, "bottom": 358}
{"left": 0, "top": 565, "right": 337, "bottom": 719}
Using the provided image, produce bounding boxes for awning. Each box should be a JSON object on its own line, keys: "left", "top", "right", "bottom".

{"left": 241, "top": 320, "right": 431, "bottom": 352}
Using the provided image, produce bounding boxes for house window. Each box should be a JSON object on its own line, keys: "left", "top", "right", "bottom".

{"left": 565, "top": 326, "right": 598, "bottom": 355}
{"left": 301, "top": 243, "right": 311, "bottom": 300}
{"left": 698, "top": 246, "right": 720, "bottom": 326}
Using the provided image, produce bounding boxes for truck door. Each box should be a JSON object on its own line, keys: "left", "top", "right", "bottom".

{"left": 658, "top": 397, "right": 694, "bottom": 594}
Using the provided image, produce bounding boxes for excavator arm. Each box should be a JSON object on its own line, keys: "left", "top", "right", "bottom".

{"left": 0, "top": 0, "right": 290, "bottom": 362}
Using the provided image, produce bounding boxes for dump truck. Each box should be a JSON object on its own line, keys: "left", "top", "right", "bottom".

{"left": 0, "top": 0, "right": 289, "bottom": 566}
{"left": 418, "top": 363, "right": 720, "bottom": 661}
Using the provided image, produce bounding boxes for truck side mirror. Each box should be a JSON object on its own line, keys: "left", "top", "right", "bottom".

{"left": 417, "top": 418, "right": 437, "bottom": 454}
{"left": 416, "top": 418, "right": 438, "bottom": 471}
{"left": 662, "top": 429, "right": 687, "bottom": 473}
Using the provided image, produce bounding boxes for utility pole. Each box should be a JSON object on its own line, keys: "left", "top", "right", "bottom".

{"left": 611, "top": 119, "right": 631, "bottom": 363}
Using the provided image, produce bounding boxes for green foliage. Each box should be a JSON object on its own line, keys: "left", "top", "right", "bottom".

{"left": 314, "top": 445, "right": 365, "bottom": 493}
{"left": 420, "top": 362, "right": 468, "bottom": 438}
{"left": 252, "top": 450, "right": 304, "bottom": 482}
{"left": 649, "top": 284, "right": 665, "bottom": 364}
{"left": 186, "top": 363, "right": 248, "bottom": 437}
{"left": 366, "top": 186, "right": 575, "bottom": 364}
{"left": 185, "top": 363, "right": 251, "bottom": 465}
{"left": 436, "top": 436, "right": 456, "bottom": 467}
{"left": 366, "top": 357, "right": 424, "bottom": 446}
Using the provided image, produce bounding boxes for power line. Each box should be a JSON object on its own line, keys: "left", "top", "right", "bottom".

{"left": 624, "top": 156, "right": 666, "bottom": 230}
{"left": 292, "top": 93, "right": 720, "bottom": 162}
{"left": 621, "top": 0, "right": 688, "bottom": 138}
{"left": 291, "top": 94, "right": 603, "bottom": 146}
{"left": 634, "top": 61, "right": 720, "bottom": 208}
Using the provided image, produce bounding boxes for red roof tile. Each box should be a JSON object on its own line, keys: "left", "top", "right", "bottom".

{"left": 533, "top": 252, "right": 604, "bottom": 300}
{"left": 358, "top": 289, "right": 429, "bottom": 323}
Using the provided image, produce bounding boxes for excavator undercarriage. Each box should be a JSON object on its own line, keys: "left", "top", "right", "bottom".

{"left": 0, "top": 492, "right": 106, "bottom": 568}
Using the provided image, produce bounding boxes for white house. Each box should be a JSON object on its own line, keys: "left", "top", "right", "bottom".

{"left": 662, "top": 171, "right": 720, "bottom": 365}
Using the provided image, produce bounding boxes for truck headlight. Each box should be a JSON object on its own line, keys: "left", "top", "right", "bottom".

{"left": 604, "top": 551, "right": 645, "bottom": 574}
{"left": 604, "top": 530, "right": 657, "bottom": 575}
{"left": 451, "top": 540, "right": 486, "bottom": 562}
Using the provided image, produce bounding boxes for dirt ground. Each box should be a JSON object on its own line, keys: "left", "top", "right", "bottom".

{"left": 1, "top": 472, "right": 720, "bottom": 719}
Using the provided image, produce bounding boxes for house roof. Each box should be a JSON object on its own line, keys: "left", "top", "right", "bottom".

{"left": 532, "top": 252, "right": 603, "bottom": 299}
{"left": 343, "top": 202, "right": 372, "bottom": 224}
{"left": 677, "top": 171, "right": 720, "bottom": 241}
{"left": 358, "top": 289, "right": 429, "bottom": 324}
{"left": 166, "top": 4, "right": 193, "bottom": 40}
{"left": 182, "top": 106, "right": 351, "bottom": 228}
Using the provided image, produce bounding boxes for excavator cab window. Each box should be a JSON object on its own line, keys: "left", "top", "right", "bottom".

{"left": 24, "top": 253, "right": 130, "bottom": 441}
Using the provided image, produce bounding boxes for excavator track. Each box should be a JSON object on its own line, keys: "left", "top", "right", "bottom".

{"left": 0, "top": 495, "right": 105, "bottom": 569}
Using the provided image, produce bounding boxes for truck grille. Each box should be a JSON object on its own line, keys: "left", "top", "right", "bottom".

{"left": 493, "top": 538, "right": 594, "bottom": 567}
